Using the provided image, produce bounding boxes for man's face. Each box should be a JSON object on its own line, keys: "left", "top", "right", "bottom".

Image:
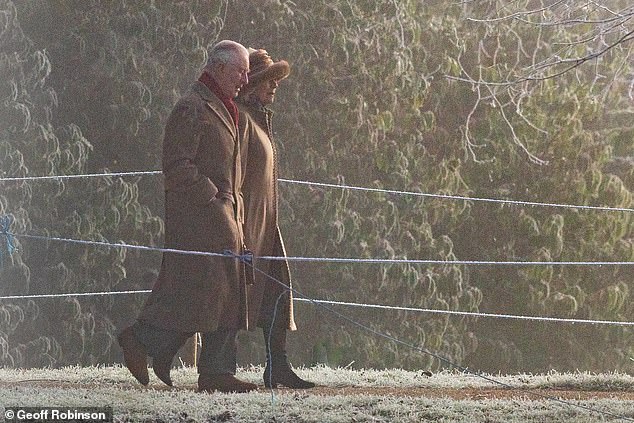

{"left": 214, "top": 50, "right": 249, "bottom": 99}
{"left": 254, "top": 78, "right": 280, "bottom": 105}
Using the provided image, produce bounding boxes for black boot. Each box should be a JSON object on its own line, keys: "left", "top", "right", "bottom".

{"left": 263, "top": 324, "right": 315, "bottom": 389}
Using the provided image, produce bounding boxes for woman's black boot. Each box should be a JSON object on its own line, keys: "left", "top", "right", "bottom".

{"left": 263, "top": 325, "right": 315, "bottom": 389}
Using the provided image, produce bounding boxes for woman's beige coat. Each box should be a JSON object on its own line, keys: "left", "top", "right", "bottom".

{"left": 239, "top": 100, "right": 296, "bottom": 331}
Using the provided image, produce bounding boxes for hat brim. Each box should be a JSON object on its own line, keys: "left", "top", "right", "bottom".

{"left": 243, "top": 60, "right": 290, "bottom": 92}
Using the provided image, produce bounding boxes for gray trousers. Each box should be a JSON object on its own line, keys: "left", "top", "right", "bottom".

{"left": 132, "top": 320, "right": 237, "bottom": 375}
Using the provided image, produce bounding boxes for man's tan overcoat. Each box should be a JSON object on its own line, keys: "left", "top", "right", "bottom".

{"left": 139, "top": 81, "right": 251, "bottom": 332}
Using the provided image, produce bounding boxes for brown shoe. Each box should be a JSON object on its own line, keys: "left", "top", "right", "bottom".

{"left": 198, "top": 374, "right": 258, "bottom": 393}
{"left": 152, "top": 354, "right": 173, "bottom": 387}
{"left": 117, "top": 326, "right": 149, "bottom": 386}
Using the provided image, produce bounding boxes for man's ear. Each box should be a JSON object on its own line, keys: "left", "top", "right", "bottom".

{"left": 212, "top": 62, "right": 226, "bottom": 74}
{"left": 204, "top": 62, "right": 221, "bottom": 75}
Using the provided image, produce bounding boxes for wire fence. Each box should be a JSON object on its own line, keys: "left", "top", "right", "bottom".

{"left": 1, "top": 169, "right": 633, "bottom": 420}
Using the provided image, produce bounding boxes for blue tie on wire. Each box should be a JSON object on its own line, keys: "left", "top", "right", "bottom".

{"left": 0, "top": 215, "right": 17, "bottom": 265}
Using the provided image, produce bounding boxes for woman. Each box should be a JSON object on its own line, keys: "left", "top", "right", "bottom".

{"left": 238, "top": 49, "right": 314, "bottom": 389}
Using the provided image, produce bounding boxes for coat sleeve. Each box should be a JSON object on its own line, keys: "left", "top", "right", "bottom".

{"left": 162, "top": 100, "right": 218, "bottom": 205}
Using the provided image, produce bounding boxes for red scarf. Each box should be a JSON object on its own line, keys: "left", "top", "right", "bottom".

{"left": 198, "top": 71, "right": 239, "bottom": 128}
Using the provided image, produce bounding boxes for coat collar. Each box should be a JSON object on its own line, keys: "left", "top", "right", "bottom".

{"left": 239, "top": 96, "right": 272, "bottom": 115}
{"left": 192, "top": 81, "right": 237, "bottom": 138}
{"left": 238, "top": 97, "right": 273, "bottom": 134}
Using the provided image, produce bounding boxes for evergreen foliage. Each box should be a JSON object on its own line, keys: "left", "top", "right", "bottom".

{"left": 0, "top": 0, "right": 632, "bottom": 373}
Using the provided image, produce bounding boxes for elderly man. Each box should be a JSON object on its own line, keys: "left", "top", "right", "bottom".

{"left": 117, "top": 40, "right": 257, "bottom": 393}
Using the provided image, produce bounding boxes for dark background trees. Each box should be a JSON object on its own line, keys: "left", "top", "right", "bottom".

{"left": 1, "top": 0, "right": 632, "bottom": 373}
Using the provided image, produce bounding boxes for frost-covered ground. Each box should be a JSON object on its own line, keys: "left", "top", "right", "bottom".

{"left": 1, "top": 365, "right": 634, "bottom": 422}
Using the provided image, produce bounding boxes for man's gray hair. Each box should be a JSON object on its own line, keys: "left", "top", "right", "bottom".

{"left": 205, "top": 40, "right": 247, "bottom": 69}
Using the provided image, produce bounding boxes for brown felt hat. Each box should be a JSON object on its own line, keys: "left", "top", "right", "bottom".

{"left": 242, "top": 48, "right": 290, "bottom": 93}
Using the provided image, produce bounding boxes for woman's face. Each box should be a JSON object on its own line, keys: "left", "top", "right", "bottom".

{"left": 254, "top": 78, "right": 280, "bottom": 105}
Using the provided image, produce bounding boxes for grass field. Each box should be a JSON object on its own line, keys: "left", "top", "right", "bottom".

{"left": 1, "top": 365, "right": 634, "bottom": 422}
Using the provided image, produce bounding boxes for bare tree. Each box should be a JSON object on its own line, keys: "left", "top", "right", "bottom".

{"left": 450, "top": 1, "right": 634, "bottom": 163}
